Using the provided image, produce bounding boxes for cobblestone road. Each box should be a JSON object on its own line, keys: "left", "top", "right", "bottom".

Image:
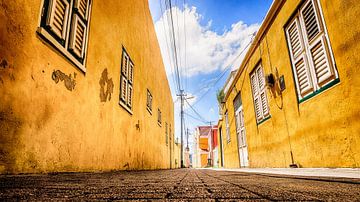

{"left": 1, "top": 169, "right": 359, "bottom": 201}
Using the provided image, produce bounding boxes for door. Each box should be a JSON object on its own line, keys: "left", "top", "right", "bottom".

{"left": 235, "top": 106, "right": 249, "bottom": 167}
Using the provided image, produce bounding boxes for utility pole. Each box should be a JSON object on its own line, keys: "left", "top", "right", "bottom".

{"left": 177, "top": 90, "right": 185, "bottom": 168}
{"left": 186, "top": 128, "right": 189, "bottom": 150}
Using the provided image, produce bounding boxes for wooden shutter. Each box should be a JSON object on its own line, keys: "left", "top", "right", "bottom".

{"left": 256, "top": 66, "right": 269, "bottom": 117}
{"left": 251, "top": 73, "right": 262, "bottom": 121}
{"left": 46, "top": 0, "right": 70, "bottom": 40}
{"left": 128, "top": 62, "right": 134, "bottom": 84}
{"left": 310, "top": 37, "right": 334, "bottom": 86}
{"left": 122, "top": 54, "right": 129, "bottom": 77}
{"left": 250, "top": 73, "right": 262, "bottom": 121}
{"left": 287, "top": 19, "right": 303, "bottom": 58}
{"left": 120, "top": 76, "right": 127, "bottom": 102}
{"left": 127, "top": 84, "right": 133, "bottom": 107}
{"left": 69, "top": 15, "right": 86, "bottom": 58}
{"left": 75, "top": 0, "right": 89, "bottom": 20}
{"left": 301, "top": 0, "right": 321, "bottom": 42}
{"left": 286, "top": 18, "right": 313, "bottom": 98}
{"left": 294, "top": 56, "right": 313, "bottom": 96}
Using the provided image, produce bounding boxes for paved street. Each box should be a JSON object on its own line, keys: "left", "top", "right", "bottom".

{"left": 0, "top": 169, "right": 359, "bottom": 201}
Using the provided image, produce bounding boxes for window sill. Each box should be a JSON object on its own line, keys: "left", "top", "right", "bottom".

{"left": 119, "top": 101, "right": 133, "bottom": 115}
{"left": 37, "top": 27, "right": 86, "bottom": 73}
{"left": 257, "top": 115, "right": 271, "bottom": 125}
{"left": 299, "top": 78, "right": 340, "bottom": 104}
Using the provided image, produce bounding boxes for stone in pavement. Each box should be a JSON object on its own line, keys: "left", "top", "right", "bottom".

{"left": 0, "top": 169, "right": 359, "bottom": 201}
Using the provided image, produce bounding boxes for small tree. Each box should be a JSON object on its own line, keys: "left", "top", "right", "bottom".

{"left": 216, "top": 89, "right": 225, "bottom": 105}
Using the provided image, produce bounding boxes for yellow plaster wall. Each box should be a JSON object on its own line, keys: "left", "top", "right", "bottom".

{"left": 173, "top": 143, "right": 181, "bottom": 168}
{"left": 221, "top": 0, "right": 360, "bottom": 168}
{"left": 0, "top": 0, "right": 174, "bottom": 174}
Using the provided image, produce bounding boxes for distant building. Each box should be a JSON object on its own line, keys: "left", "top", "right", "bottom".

{"left": 193, "top": 126, "right": 219, "bottom": 167}
{"left": 218, "top": 0, "right": 360, "bottom": 168}
{"left": 0, "top": 0, "right": 174, "bottom": 173}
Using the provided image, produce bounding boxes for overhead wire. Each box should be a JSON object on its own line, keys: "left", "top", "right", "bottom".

{"left": 159, "top": 0, "right": 178, "bottom": 93}
{"left": 192, "top": 33, "right": 256, "bottom": 106}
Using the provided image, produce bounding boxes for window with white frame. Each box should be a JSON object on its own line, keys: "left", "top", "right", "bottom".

{"left": 119, "top": 48, "right": 134, "bottom": 113}
{"left": 37, "top": 0, "right": 92, "bottom": 72}
{"left": 146, "top": 89, "right": 153, "bottom": 114}
{"left": 285, "top": 0, "right": 338, "bottom": 101}
{"left": 225, "top": 111, "right": 230, "bottom": 143}
{"left": 250, "top": 64, "right": 270, "bottom": 123}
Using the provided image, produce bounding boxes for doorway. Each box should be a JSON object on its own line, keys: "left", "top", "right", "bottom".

{"left": 235, "top": 106, "right": 249, "bottom": 167}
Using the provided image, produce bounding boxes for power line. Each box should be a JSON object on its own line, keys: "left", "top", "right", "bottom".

{"left": 166, "top": 0, "right": 182, "bottom": 92}
{"left": 185, "top": 99, "right": 208, "bottom": 123}
{"left": 159, "top": 0, "right": 178, "bottom": 93}
{"left": 184, "top": 112, "right": 208, "bottom": 124}
{"left": 192, "top": 34, "right": 256, "bottom": 106}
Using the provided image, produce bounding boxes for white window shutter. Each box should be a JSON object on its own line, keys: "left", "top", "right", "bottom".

{"left": 309, "top": 37, "right": 335, "bottom": 86}
{"left": 301, "top": 0, "right": 321, "bottom": 42}
{"left": 127, "top": 84, "right": 133, "bottom": 107}
{"left": 260, "top": 92, "right": 269, "bottom": 116}
{"left": 46, "top": 0, "right": 70, "bottom": 40}
{"left": 294, "top": 56, "right": 313, "bottom": 96}
{"left": 256, "top": 66, "right": 265, "bottom": 90}
{"left": 75, "top": 0, "right": 89, "bottom": 20}
{"left": 122, "top": 54, "right": 129, "bottom": 77}
{"left": 69, "top": 15, "right": 86, "bottom": 58}
{"left": 128, "top": 62, "right": 134, "bottom": 83}
{"left": 120, "top": 76, "right": 127, "bottom": 102}
{"left": 251, "top": 73, "right": 262, "bottom": 121}
{"left": 287, "top": 19, "right": 303, "bottom": 58}
{"left": 286, "top": 17, "right": 314, "bottom": 98}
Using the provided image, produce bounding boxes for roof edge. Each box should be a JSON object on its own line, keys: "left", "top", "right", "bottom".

{"left": 224, "top": 0, "right": 285, "bottom": 101}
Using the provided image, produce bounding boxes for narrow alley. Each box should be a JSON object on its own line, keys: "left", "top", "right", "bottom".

{"left": 1, "top": 169, "right": 359, "bottom": 201}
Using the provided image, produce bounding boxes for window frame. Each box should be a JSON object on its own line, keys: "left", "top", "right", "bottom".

{"left": 119, "top": 47, "right": 134, "bottom": 114}
{"left": 285, "top": 0, "right": 339, "bottom": 103}
{"left": 37, "top": 0, "right": 92, "bottom": 73}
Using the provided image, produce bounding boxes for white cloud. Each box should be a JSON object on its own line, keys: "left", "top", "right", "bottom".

{"left": 154, "top": 5, "right": 260, "bottom": 78}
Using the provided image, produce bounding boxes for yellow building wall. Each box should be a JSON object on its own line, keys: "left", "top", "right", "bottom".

{"left": 173, "top": 143, "right": 181, "bottom": 168}
{"left": 218, "top": 119, "right": 241, "bottom": 168}
{"left": 221, "top": 0, "right": 360, "bottom": 168}
{"left": 0, "top": 0, "right": 174, "bottom": 174}
{"left": 200, "top": 154, "right": 208, "bottom": 167}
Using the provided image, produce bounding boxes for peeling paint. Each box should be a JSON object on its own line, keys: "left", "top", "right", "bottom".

{"left": 99, "top": 68, "right": 114, "bottom": 102}
{"left": 0, "top": 59, "right": 8, "bottom": 68}
{"left": 51, "top": 70, "right": 76, "bottom": 91}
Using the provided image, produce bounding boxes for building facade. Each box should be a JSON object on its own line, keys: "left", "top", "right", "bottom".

{"left": 219, "top": 0, "right": 360, "bottom": 168}
{"left": 0, "top": 0, "right": 174, "bottom": 173}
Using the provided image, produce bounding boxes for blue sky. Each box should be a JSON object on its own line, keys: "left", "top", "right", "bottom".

{"left": 148, "top": 0, "right": 273, "bottom": 146}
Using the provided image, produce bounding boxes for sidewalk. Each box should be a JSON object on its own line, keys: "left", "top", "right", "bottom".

{"left": 207, "top": 168, "right": 360, "bottom": 179}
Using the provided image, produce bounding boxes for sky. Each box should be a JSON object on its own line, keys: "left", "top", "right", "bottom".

{"left": 148, "top": 0, "right": 273, "bottom": 149}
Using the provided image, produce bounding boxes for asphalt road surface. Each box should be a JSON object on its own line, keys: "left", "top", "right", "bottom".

{"left": 0, "top": 169, "right": 359, "bottom": 201}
